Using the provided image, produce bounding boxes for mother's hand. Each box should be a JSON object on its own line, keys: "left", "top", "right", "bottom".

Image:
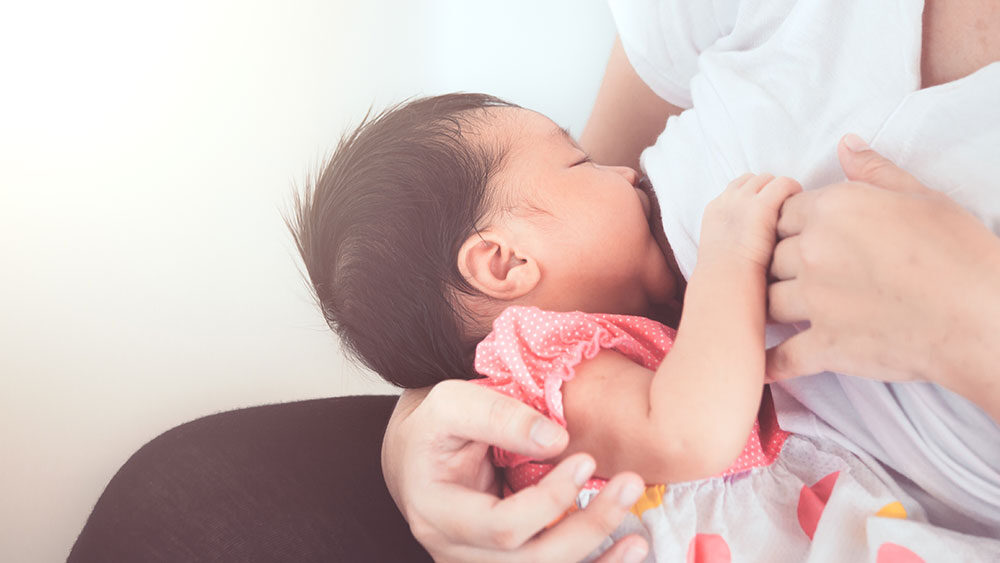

{"left": 382, "top": 380, "right": 649, "bottom": 562}
{"left": 767, "top": 135, "right": 1000, "bottom": 419}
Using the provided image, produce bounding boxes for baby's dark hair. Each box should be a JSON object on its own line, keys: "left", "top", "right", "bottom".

{"left": 288, "top": 93, "right": 519, "bottom": 388}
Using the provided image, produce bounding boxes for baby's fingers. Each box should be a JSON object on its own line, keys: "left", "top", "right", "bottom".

{"left": 758, "top": 176, "right": 803, "bottom": 206}
{"left": 735, "top": 173, "right": 775, "bottom": 193}
{"left": 725, "top": 172, "right": 756, "bottom": 190}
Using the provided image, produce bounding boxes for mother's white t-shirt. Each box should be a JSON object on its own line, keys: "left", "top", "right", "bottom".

{"left": 609, "top": 0, "right": 1000, "bottom": 536}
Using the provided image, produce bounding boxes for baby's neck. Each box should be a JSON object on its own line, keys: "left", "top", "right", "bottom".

{"left": 646, "top": 300, "right": 682, "bottom": 328}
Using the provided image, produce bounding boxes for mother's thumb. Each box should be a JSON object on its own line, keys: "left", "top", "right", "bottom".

{"left": 837, "top": 133, "right": 926, "bottom": 193}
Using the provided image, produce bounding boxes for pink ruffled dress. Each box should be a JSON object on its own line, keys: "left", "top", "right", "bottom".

{"left": 474, "top": 306, "right": 946, "bottom": 562}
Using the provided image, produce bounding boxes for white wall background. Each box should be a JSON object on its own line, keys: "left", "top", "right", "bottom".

{"left": 0, "top": 1, "right": 616, "bottom": 560}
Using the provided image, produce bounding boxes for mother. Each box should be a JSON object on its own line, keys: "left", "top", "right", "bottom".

{"left": 383, "top": 1, "right": 1000, "bottom": 560}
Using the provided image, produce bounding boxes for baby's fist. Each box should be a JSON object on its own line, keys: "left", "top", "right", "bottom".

{"left": 700, "top": 174, "right": 803, "bottom": 268}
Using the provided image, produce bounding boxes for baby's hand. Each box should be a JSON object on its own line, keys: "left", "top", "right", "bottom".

{"left": 699, "top": 174, "right": 803, "bottom": 269}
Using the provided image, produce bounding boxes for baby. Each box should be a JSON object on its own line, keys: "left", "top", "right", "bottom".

{"left": 289, "top": 93, "right": 921, "bottom": 560}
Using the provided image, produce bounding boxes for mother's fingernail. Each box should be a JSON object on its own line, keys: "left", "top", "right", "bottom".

{"left": 623, "top": 544, "right": 649, "bottom": 563}
{"left": 619, "top": 481, "right": 643, "bottom": 507}
{"left": 530, "top": 419, "right": 563, "bottom": 447}
{"left": 842, "top": 133, "right": 870, "bottom": 152}
{"left": 573, "top": 458, "right": 596, "bottom": 487}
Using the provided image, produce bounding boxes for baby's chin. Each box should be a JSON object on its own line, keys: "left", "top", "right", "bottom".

{"left": 638, "top": 177, "right": 664, "bottom": 236}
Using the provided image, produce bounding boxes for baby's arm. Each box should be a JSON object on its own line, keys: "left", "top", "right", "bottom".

{"left": 560, "top": 174, "right": 802, "bottom": 483}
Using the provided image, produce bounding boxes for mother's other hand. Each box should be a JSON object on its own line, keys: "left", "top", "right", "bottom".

{"left": 767, "top": 135, "right": 1000, "bottom": 420}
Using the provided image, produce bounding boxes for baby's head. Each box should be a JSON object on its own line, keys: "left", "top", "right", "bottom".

{"left": 289, "top": 93, "right": 677, "bottom": 387}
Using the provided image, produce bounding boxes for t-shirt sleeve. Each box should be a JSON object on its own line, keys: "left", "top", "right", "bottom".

{"left": 474, "top": 306, "right": 671, "bottom": 468}
{"left": 607, "top": 0, "right": 742, "bottom": 108}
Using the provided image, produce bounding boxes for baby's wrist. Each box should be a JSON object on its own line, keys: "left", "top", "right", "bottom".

{"left": 695, "top": 246, "right": 768, "bottom": 275}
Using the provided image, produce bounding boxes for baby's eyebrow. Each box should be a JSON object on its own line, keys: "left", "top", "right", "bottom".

{"left": 552, "top": 125, "right": 586, "bottom": 152}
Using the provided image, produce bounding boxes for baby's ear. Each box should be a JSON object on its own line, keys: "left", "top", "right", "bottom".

{"left": 457, "top": 231, "right": 539, "bottom": 301}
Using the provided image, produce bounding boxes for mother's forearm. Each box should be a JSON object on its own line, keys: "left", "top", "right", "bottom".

{"left": 579, "top": 36, "right": 682, "bottom": 170}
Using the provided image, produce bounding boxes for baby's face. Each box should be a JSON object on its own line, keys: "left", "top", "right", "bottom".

{"left": 486, "top": 108, "right": 678, "bottom": 315}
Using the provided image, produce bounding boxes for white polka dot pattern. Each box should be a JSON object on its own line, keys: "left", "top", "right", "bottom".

{"left": 473, "top": 306, "right": 787, "bottom": 492}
